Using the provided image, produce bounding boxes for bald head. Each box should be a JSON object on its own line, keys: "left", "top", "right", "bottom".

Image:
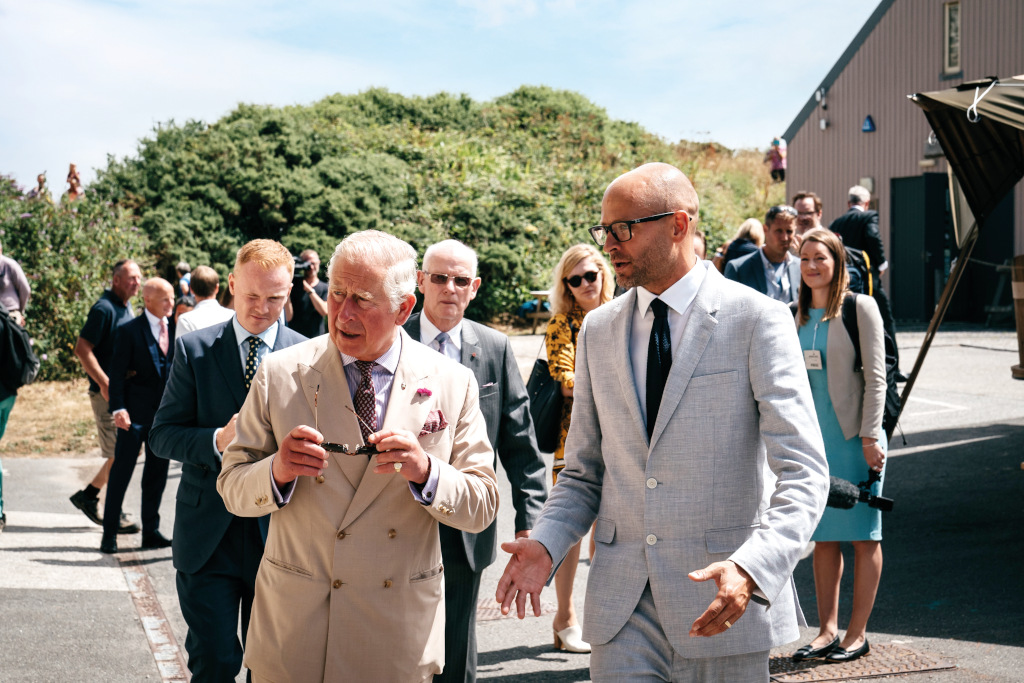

{"left": 600, "top": 163, "right": 700, "bottom": 293}
{"left": 604, "top": 162, "right": 699, "bottom": 221}
{"left": 143, "top": 277, "right": 175, "bottom": 320}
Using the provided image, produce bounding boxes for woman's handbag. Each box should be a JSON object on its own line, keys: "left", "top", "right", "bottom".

{"left": 526, "top": 357, "right": 562, "bottom": 453}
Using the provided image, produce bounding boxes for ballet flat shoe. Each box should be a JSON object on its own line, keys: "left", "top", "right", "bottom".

{"left": 553, "top": 625, "right": 591, "bottom": 653}
{"left": 826, "top": 639, "right": 870, "bottom": 663}
{"left": 791, "top": 635, "right": 839, "bottom": 661}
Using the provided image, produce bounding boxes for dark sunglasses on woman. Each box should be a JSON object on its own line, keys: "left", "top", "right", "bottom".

{"left": 563, "top": 271, "right": 599, "bottom": 288}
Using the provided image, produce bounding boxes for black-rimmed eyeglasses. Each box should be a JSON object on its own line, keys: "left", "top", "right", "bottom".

{"left": 422, "top": 272, "right": 474, "bottom": 288}
{"left": 563, "top": 271, "right": 599, "bottom": 288}
{"left": 588, "top": 212, "right": 676, "bottom": 247}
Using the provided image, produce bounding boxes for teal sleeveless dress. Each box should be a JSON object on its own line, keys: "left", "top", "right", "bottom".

{"left": 800, "top": 308, "right": 886, "bottom": 542}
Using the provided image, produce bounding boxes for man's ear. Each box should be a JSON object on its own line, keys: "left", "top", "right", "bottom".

{"left": 468, "top": 277, "right": 481, "bottom": 301}
{"left": 395, "top": 293, "right": 417, "bottom": 325}
{"left": 415, "top": 270, "right": 425, "bottom": 292}
{"left": 227, "top": 273, "right": 235, "bottom": 295}
{"left": 673, "top": 211, "right": 691, "bottom": 240}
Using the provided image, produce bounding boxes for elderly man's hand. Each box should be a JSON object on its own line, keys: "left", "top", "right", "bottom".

{"left": 687, "top": 560, "right": 756, "bottom": 637}
{"left": 495, "top": 538, "right": 552, "bottom": 619}
{"left": 368, "top": 429, "right": 430, "bottom": 484}
{"left": 272, "top": 425, "right": 328, "bottom": 487}
{"left": 113, "top": 410, "right": 132, "bottom": 431}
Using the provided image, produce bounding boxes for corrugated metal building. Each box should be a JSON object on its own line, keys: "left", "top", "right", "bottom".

{"left": 783, "top": 0, "right": 1024, "bottom": 322}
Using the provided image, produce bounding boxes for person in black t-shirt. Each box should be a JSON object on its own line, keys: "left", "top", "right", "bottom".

{"left": 285, "top": 248, "right": 328, "bottom": 338}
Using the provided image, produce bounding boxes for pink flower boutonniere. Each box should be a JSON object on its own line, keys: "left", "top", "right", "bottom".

{"left": 416, "top": 388, "right": 432, "bottom": 397}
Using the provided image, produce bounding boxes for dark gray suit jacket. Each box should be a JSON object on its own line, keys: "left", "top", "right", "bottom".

{"left": 724, "top": 249, "right": 801, "bottom": 301}
{"left": 404, "top": 313, "right": 547, "bottom": 571}
{"left": 150, "top": 319, "right": 306, "bottom": 574}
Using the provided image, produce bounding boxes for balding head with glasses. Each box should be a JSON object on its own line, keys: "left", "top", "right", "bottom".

{"left": 589, "top": 162, "right": 700, "bottom": 294}
{"left": 416, "top": 239, "right": 482, "bottom": 333}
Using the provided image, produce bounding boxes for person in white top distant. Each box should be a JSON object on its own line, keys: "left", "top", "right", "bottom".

{"left": 175, "top": 265, "right": 234, "bottom": 339}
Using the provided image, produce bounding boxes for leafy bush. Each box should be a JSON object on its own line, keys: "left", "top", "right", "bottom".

{"left": 0, "top": 176, "right": 151, "bottom": 380}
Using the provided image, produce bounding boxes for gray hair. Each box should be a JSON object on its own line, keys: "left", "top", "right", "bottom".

{"left": 328, "top": 230, "right": 417, "bottom": 311}
{"left": 422, "top": 239, "right": 478, "bottom": 278}
{"left": 848, "top": 185, "right": 871, "bottom": 205}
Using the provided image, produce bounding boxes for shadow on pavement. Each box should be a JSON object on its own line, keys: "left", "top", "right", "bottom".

{"left": 794, "top": 421, "right": 1024, "bottom": 648}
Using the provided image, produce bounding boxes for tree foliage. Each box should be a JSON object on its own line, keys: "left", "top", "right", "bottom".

{"left": 0, "top": 176, "right": 151, "bottom": 380}
{"left": 92, "top": 86, "right": 784, "bottom": 320}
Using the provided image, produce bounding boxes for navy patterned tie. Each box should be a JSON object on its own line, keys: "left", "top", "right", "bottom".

{"left": 243, "top": 336, "right": 262, "bottom": 390}
{"left": 646, "top": 299, "right": 672, "bottom": 439}
{"left": 354, "top": 360, "right": 377, "bottom": 442}
{"left": 435, "top": 332, "right": 449, "bottom": 356}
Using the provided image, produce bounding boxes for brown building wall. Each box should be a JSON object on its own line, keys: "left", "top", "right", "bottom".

{"left": 785, "top": 0, "right": 1024, "bottom": 290}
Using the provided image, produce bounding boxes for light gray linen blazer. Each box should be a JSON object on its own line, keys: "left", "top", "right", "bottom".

{"left": 531, "top": 266, "right": 829, "bottom": 659}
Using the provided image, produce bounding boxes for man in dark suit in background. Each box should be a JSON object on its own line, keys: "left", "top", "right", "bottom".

{"left": 724, "top": 205, "right": 801, "bottom": 304}
{"left": 404, "top": 239, "right": 547, "bottom": 683}
{"left": 829, "top": 185, "right": 904, "bottom": 379}
{"left": 102, "top": 277, "right": 176, "bottom": 554}
{"left": 151, "top": 240, "right": 306, "bottom": 682}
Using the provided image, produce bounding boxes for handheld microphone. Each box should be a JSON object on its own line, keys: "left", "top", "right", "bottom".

{"left": 826, "top": 474, "right": 893, "bottom": 512}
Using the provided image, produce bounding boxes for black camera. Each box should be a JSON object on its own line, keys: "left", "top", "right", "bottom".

{"left": 293, "top": 255, "right": 313, "bottom": 279}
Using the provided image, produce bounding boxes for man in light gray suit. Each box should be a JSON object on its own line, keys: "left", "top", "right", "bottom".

{"left": 497, "top": 163, "right": 829, "bottom": 681}
{"left": 404, "top": 239, "right": 547, "bottom": 683}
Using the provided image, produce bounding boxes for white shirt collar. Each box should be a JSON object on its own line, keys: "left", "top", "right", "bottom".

{"left": 418, "top": 314, "right": 464, "bottom": 351}
{"left": 232, "top": 316, "right": 279, "bottom": 350}
{"left": 341, "top": 331, "right": 402, "bottom": 375}
{"left": 635, "top": 259, "right": 707, "bottom": 318}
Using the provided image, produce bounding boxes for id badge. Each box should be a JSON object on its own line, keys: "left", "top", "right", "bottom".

{"left": 804, "top": 349, "right": 823, "bottom": 370}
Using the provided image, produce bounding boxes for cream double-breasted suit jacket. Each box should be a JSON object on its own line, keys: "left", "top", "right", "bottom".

{"left": 218, "top": 330, "right": 498, "bottom": 682}
{"left": 531, "top": 266, "right": 829, "bottom": 660}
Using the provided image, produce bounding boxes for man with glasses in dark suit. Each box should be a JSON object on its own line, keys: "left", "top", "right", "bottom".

{"left": 724, "top": 205, "right": 802, "bottom": 303}
{"left": 404, "top": 239, "right": 547, "bottom": 683}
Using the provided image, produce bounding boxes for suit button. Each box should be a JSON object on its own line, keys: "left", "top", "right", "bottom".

{"left": 646, "top": 478, "right": 657, "bottom": 489}
{"left": 646, "top": 534, "right": 657, "bottom": 546}
{"left": 383, "top": 579, "right": 393, "bottom": 588}
{"left": 333, "top": 580, "right": 342, "bottom": 589}
{"left": 337, "top": 531, "right": 346, "bottom": 540}
{"left": 316, "top": 475, "right": 325, "bottom": 484}
{"left": 387, "top": 529, "right": 397, "bottom": 539}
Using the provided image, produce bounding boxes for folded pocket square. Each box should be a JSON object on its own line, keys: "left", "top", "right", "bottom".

{"left": 419, "top": 409, "right": 449, "bottom": 436}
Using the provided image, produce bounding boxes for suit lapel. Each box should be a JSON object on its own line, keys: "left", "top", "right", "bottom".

{"left": 138, "top": 315, "right": 166, "bottom": 378}
{"left": 750, "top": 253, "right": 768, "bottom": 294}
{"left": 610, "top": 291, "right": 648, "bottom": 447}
{"left": 649, "top": 270, "right": 721, "bottom": 449}
{"left": 341, "top": 330, "right": 434, "bottom": 529}
{"left": 301, "top": 339, "right": 367, "bottom": 491}
{"left": 212, "top": 323, "right": 249, "bottom": 410}
{"left": 460, "top": 321, "right": 482, "bottom": 380}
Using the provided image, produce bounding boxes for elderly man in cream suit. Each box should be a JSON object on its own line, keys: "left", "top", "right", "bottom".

{"left": 498, "top": 163, "right": 829, "bottom": 681}
{"left": 218, "top": 230, "right": 499, "bottom": 682}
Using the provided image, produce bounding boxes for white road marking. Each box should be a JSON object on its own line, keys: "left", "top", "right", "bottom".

{"left": 119, "top": 553, "right": 190, "bottom": 682}
{"left": 890, "top": 433, "right": 1007, "bottom": 457}
{"left": 901, "top": 396, "right": 967, "bottom": 417}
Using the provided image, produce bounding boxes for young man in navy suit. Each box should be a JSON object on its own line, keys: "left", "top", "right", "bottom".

{"left": 151, "top": 240, "right": 306, "bottom": 682}
{"left": 101, "top": 277, "right": 177, "bottom": 553}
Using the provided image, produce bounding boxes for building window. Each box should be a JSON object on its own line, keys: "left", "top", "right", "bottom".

{"left": 944, "top": 1, "right": 961, "bottom": 74}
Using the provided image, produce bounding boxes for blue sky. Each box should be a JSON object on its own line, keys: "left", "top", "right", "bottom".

{"left": 0, "top": 0, "right": 879, "bottom": 192}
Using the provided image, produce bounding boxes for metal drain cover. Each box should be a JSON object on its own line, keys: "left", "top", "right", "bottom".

{"left": 770, "top": 643, "right": 956, "bottom": 681}
{"left": 476, "top": 597, "right": 557, "bottom": 622}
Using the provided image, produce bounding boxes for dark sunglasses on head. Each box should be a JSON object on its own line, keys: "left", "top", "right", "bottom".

{"left": 563, "top": 271, "right": 599, "bottom": 288}
{"left": 766, "top": 205, "right": 798, "bottom": 222}
{"left": 423, "top": 272, "right": 474, "bottom": 288}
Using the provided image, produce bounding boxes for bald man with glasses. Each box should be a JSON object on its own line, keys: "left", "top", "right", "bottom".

{"left": 404, "top": 239, "right": 547, "bottom": 683}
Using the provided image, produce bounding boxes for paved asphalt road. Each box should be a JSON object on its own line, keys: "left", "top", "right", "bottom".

{"left": 1, "top": 327, "right": 1022, "bottom": 682}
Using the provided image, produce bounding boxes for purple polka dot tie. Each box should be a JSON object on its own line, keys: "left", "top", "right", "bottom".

{"left": 354, "top": 360, "right": 377, "bottom": 442}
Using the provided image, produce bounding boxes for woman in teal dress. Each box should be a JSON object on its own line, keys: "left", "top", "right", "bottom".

{"left": 792, "top": 229, "right": 888, "bottom": 665}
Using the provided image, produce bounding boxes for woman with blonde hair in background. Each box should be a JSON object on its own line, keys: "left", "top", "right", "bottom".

{"left": 792, "top": 228, "right": 887, "bottom": 664}
{"left": 544, "top": 243, "right": 614, "bottom": 653}
{"left": 714, "top": 217, "right": 764, "bottom": 272}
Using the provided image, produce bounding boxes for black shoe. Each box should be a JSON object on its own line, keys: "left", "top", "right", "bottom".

{"left": 826, "top": 639, "right": 870, "bottom": 663}
{"left": 895, "top": 371, "right": 910, "bottom": 383}
{"left": 70, "top": 490, "right": 103, "bottom": 526}
{"left": 100, "top": 534, "right": 118, "bottom": 554}
{"left": 0, "top": 512, "right": 6, "bottom": 533}
{"left": 792, "top": 635, "right": 839, "bottom": 661}
{"left": 118, "top": 512, "right": 140, "bottom": 535}
{"left": 140, "top": 530, "right": 172, "bottom": 550}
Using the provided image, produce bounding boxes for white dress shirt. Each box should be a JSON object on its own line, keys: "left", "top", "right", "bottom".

{"left": 417, "top": 314, "right": 464, "bottom": 363}
{"left": 630, "top": 260, "right": 707, "bottom": 426}
{"left": 175, "top": 299, "right": 235, "bottom": 340}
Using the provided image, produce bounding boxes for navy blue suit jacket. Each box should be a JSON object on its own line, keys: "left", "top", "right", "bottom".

{"left": 150, "top": 320, "right": 306, "bottom": 574}
{"left": 108, "top": 314, "right": 170, "bottom": 428}
{"left": 724, "top": 249, "right": 802, "bottom": 300}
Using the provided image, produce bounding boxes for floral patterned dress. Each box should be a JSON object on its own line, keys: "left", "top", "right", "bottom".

{"left": 545, "top": 303, "right": 585, "bottom": 484}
